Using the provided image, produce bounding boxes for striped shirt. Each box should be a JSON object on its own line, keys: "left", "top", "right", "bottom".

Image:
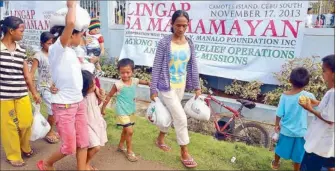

{"left": 150, "top": 34, "right": 200, "bottom": 95}
{"left": 0, "top": 41, "right": 28, "bottom": 100}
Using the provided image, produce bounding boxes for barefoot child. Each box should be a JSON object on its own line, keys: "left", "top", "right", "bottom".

{"left": 82, "top": 70, "right": 108, "bottom": 170}
{"left": 101, "top": 58, "right": 150, "bottom": 162}
{"left": 300, "top": 54, "right": 335, "bottom": 171}
{"left": 271, "top": 67, "right": 315, "bottom": 171}
{"left": 30, "top": 31, "right": 60, "bottom": 144}
{"left": 37, "top": 1, "right": 90, "bottom": 170}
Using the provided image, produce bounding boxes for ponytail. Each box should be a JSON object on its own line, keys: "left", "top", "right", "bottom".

{"left": 50, "top": 26, "right": 65, "bottom": 42}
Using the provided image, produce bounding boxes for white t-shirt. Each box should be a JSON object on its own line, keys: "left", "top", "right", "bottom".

{"left": 34, "top": 51, "right": 52, "bottom": 91}
{"left": 74, "top": 46, "right": 95, "bottom": 74}
{"left": 304, "top": 88, "right": 335, "bottom": 158}
{"left": 48, "top": 38, "right": 83, "bottom": 104}
{"left": 306, "top": 14, "right": 313, "bottom": 28}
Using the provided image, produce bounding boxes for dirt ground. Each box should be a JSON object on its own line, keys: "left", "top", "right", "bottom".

{"left": 0, "top": 140, "right": 174, "bottom": 170}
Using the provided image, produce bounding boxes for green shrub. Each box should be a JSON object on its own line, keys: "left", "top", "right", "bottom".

{"left": 224, "top": 80, "right": 263, "bottom": 100}
{"left": 264, "top": 56, "right": 327, "bottom": 106}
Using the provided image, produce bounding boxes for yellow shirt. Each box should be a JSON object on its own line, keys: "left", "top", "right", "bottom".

{"left": 169, "top": 42, "right": 190, "bottom": 88}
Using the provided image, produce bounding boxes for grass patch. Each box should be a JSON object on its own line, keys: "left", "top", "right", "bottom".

{"left": 38, "top": 100, "right": 292, "bottom": 170}
{"left": 103, "top": 109, "right": 293, "bottom": 170}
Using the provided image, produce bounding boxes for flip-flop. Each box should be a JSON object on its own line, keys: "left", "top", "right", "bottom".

{"left": 271, "top": 160, "right": 280, "bottom": 170}
{"left": 6, "top": 159, "right": 26, "bottom": 167}
{"left": 181, "top": 157, "right": 198, "bottom": 168}
{"left": 22, "top": 149, "right": 34, "bottom": 158}
{"left": 117, "top": 147, "right": 127, "bottom": 153}
{"left": 44, "top": 135, "right": 59, "bottom": 144}
{"left": 90, "top": 165, "right": 99, "bottom": 171}
{"left": 155, "top": 141, "right": 171, "bottom": 152}
{"left": 126, "top": 153, "right": 138, "bottom": 162}
{"left": 37, "top": 160, "right": 56, "bottom": 171}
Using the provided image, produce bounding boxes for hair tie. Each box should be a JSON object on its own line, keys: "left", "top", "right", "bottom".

{"left": 53, "top": 32, "right": 59, "bottom": 37}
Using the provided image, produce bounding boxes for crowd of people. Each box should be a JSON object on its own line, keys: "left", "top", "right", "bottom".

{"left": 0, "top": 1, "right": 334, "bottom": 170}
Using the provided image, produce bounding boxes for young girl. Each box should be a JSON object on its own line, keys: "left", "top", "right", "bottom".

{"left": 300, "top": 54, "right": 335, "bottom": 171}
{"left": 37, "top": 1, "right": 89, "bottom": 170}
{"left": 0, "top": 16, "right": 41, "bottom": 167}
{"left": 30, "top": 31, "right": 59, "bottom": 144}
{"left": 82, "top": 70, "right": 107, "bottom": 170}
{"left": 271, "top": 67, "right": 315, "bottom": 171}
{"left": 101, "top": 58, "right": 150, "bottom": 162}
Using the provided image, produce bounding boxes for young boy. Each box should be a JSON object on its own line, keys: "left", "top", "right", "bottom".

{"left": 300, "top": 54, "right": 335, "bottom": 171}
{"left": 272, "top": 67, "right": 316, "bottom": 171}
{"left": 101, "top": 58, "right": 150, "bottom": 162}
{"left": 85, "top": 18, "right": 104, "bottom": 76}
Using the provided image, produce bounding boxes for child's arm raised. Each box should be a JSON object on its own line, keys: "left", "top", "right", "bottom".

{"left": 101, "top": 84, "right": 117, "bottom": 115}
{"left": 139, "top": 80, "right": 150, "bottom": 86}
{"left": 60, "top": 1, "right": 77, "bottom": 47}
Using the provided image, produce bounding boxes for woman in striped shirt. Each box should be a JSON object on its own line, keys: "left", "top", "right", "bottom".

{"left": 0, "top": 16, "right": 41, "bottom": 167}
{"left": 150, "top": 10, "right": 201, "bottom": 168}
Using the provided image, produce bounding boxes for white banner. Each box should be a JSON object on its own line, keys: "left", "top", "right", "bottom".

{"left": 4, "top": 1, "right": 66, "bottom": 51}
{"left": 120, "top": 1, "right": 308, "bottom": 85}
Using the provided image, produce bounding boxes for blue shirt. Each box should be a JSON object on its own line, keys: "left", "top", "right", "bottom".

{"left": 276, "top": 91, "right": 315, "bottom": 137}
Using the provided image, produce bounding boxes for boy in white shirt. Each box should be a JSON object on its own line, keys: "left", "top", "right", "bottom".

{"left": 299, "top": 54, "right": 335, "bottom": 171}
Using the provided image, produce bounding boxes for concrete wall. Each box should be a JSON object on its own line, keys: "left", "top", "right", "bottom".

{"left": 100, "top": 77, "right": 315, "bottom": 125}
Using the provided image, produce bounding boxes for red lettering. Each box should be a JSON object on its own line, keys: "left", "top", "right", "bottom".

{"left": 155, "top": 3, "right": 166, "bottom": 17}
{"left": 186, "top": 19, "right": 192, "bottom": 33}
{"left": 168, "top": 3, "right": 177, "bottom": 17}
{"left": 141, "top": 3, "right": 154, "bottom": 16}
{"left": 280, "top": 20, "right": 301, "bottom": 38}
{"left": 126, "top": 16, "right": 131, "bottom": 29}
{"left": 127, "top": 3, "right": 134, "bottom": 15}
{"left": 228, "top": 20, "right": 242, "bottom": 36}
{"left": 245, "top": 20, "right": 263, "bottom": 36}
{"left": 208, "top": 20, "right": 226, "bottom": 35}
{"left": 181, "top": 3, "right": 191, "bottom": 11}
{"left": 164, "top": 19, "right": 171, "bottom": 32}
{"left": 194, "top": 20, "right": 207, "bottom": 34}
{"left": 261, "top": 20, "right": 277, "bottom": 37}
{"left": 31, "top": 10, "right": 35, "bottom": 19}
{"left": 147, "top": 18, "right": 163, "bottom": 31}
{"left": 130, "top": 17, "right": 142, "bottom": 30}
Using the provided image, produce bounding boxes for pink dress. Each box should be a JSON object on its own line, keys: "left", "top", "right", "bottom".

{"left": 85, "top": 92, "right": 108, "bottom": 148}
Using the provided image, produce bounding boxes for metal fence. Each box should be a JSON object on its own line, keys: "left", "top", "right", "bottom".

{"left": 80, "top": 0, "right": 100, "bottom": 19}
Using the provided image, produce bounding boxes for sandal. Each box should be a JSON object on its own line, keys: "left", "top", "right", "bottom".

{"left": 45, "top": 135, "right": 59, "bottom": 144}
{"left": 22, "top": 149, "right": 34, "bottom": 158}
{"left": 181, "top": 157, "right": 198, "bottom": 168}
{"left": 117, "top": 147, "right": 127, "bottom": 153}
{"left": 90, "top": 165, "right": 99, "bottom": 171}
{"left": 126, "top": 153, "right": 138, "bottom": 162}
{"left": 6, "top": 159, "right": 26, "bottom": 167}
{"left": 271, "top": 160, "right": 280, "bottom": 170}
{"left": 37, "top": 160, "right": 56, "bottom": 171}
{"left": 155, "top": 141, "right": 171, "bottom": 152}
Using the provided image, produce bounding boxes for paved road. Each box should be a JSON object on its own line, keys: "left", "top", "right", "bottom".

{"left": 1, "top": 140, "right": 173, "bottom": 170}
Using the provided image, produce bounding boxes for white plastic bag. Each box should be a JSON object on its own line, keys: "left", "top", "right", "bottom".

{"left": 30, "top": 103, "right": 51, "bottom": 141}
{"left": 50, "top": 4, "right": 91, "bottom": 31}
{"left": 184, "top": 96, "right": 211, "bottom": 121}
{"left": 146, "top": 97, "right": 172, "bottom": 128}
